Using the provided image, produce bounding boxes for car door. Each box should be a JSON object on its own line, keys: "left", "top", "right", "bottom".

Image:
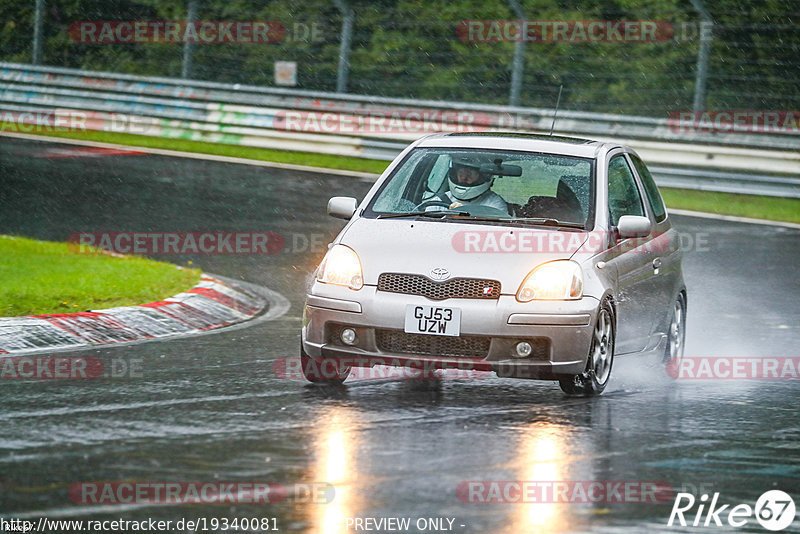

{"left": 604, "top": 153, "right": 658, "bottom": 354}
{"left": 628, "top": 153, "right": 682, "bottom": 341}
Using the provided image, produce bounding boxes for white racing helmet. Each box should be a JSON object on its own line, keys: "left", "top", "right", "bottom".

{"left": 447, "top": 158, "right": 494, "bottom": 201}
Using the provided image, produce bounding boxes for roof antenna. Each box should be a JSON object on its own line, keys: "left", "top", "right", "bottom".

{"left": 549, "top": 84, "right": 563, "bottom": 136}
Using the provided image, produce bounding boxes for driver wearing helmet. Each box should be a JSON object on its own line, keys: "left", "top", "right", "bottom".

{"left": 426, "top": 159, "right": 508, "bottom": 213}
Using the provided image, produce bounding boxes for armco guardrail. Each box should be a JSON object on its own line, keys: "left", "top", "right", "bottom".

{"left": 1, "top": 62, "right": 798, "bottom": 197}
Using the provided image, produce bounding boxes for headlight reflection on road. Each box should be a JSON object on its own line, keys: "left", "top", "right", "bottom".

{"left": 311, "top": 408, "right": 361, "bottom": 534}
{"left": 514, "top": 424, "right": 567, "bottom": 533}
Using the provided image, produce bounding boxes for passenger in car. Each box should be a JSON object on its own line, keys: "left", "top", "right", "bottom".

{"left": 511, "top": 179, "right": 585, "bottom": 223}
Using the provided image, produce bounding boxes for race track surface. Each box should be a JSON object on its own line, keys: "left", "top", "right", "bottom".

{"left": 1, "top": 137, "right": 798, "bottom": 533}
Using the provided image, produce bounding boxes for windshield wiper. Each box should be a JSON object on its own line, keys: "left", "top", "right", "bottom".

{"left": 377, "top": 210, "right": 466, "bottom": 219}
{"left": 377, "top": 212, "right": 585, "bottom": 229}
{"left": 514, "top": 217, "right": 586, "bottom": 229}
{"left": 443, "top": 214, "right": 585, "bottom": 229}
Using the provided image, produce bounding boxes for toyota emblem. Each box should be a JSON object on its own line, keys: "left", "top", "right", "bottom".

{"left": 430, "top": 267, "right": 450, "bottom": 281}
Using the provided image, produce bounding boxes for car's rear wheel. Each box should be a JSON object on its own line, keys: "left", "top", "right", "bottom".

{"left": 559, "top": 300, "right": 615, "bottom": 396}
{"left": 663, "top": 293, "right": 687, "bottom": 372}
{"left": 300, "top": 343, "right": 351, "bottom": 384}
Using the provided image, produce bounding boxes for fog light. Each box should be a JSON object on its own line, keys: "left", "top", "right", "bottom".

{"left": 515, "top": 341, "right": 533, "bottom": 358}
{"left": 341, "top": 328, "right": 357, "bottom": 346}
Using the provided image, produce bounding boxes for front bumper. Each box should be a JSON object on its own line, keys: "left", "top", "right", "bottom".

{"left": 301, "top": 282, "right": 600, "bottom": 380}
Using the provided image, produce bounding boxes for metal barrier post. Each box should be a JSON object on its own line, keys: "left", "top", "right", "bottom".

{"left": 182, "top": 0, "right": 199, "bottom": 79}
{"left": 507, "top": 0, "right": 526, "bottom": 107}
{"left": 690, "top": 0, "right": 713, "bottom": 112}
{"left": 32, "top": 0, "right": 45, "bottom": 65}
{"left": 333, "top": 0, "right": 354, "bottom": 93}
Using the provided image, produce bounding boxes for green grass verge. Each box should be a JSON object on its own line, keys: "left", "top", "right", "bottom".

{"left": 660, "top": 188, "right": 800, "bottom": 224}
{"left": 17, "top": 129, "right": 390, "bottom": 174}
{"left": 0, "top": 235, "right": 201, "bottom": 317}
{"left": 13, "top": 129, "right": 800, "bottom": 223}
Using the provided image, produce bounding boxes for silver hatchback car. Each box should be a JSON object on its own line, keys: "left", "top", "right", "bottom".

{"left": 301, "top": 133, "right": 686, "bottom": 395}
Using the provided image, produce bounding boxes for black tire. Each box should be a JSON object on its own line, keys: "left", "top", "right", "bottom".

{"left": 300, "top": 343, "right": 351, "bottom": 384}
{"left": 663, "top": 293, "right": 687, "bottom": 375}
{"left": 558, "top": 299, "right": 615, "bottom": 396}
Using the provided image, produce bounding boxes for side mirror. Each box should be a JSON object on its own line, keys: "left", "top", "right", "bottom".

{"left": 617, "top": 215, "right": 652, "bottom": 238}
{"left": 327, "top": 197, "right": 358, "bottom": 220}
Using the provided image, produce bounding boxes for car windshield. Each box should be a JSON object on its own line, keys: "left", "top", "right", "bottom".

{"left": 365, "top": 148, "right": 594, "bottom": 228}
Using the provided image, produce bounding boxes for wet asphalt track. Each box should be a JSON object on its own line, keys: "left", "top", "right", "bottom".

{"left": 1, "top": 136, "right": 799, "bottom": 533}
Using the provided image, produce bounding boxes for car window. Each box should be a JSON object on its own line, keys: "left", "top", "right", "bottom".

{"left": 371, "top": 150, "right": 428, "bottom": 213}
{"left": 366, "top": 148, "right": 594, "bottom": 226}
{"left": 491, "top": 157, "right": 592, "bottom": 221}
{"left": 607, "top": 155, "right": 645, "bottom": 226}
{"left": 424, "top": 155, "right": 451, "bottom": 196}
{"left": 629, "top": 154, "right": 667, "bottom": 222}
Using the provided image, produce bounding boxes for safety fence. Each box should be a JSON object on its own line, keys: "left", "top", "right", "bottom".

{"left": 0, "top": 62, "right": 798, "bottom": 198}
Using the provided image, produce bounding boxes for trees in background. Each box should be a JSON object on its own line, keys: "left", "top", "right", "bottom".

{"left": 1, "top": 0, "right": 797, "bottom": 116}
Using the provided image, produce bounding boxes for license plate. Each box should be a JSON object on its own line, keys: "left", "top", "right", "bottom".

{"left": 404, "top": 304, "right": 461, "bottom": 337}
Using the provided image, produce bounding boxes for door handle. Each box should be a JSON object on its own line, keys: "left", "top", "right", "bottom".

{"left": 652, "top": 258, "right": 662, "bottom": 270}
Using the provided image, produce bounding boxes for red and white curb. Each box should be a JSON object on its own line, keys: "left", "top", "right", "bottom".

{"left": 0, "top": 275, "right": 283, "bottom": 355}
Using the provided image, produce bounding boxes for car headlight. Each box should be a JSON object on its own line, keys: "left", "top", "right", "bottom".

{"left": 316, "top": 244, "right": 363, "bottom": 290}
{"left": 516, "top": 260, "right": 583, "bottom": 301}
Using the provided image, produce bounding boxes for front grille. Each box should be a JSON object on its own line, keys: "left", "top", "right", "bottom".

{"left": 375, "top": 329, "right": 490, "bottom": 358}
{"left": 377, "top": 273, "right": 501, "bottom": 300}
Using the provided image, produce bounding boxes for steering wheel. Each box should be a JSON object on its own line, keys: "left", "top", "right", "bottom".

{"left": 415, "top": 199, "right": 454, "bottom": 211}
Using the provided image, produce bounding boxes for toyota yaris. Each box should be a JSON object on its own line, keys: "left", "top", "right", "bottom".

{"left": 301, "top": 133, "right": 686, "bottom": 395}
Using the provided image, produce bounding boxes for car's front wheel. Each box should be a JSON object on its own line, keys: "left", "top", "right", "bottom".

{"left": 300, "top": 343, "right": 351, "bottom": 384}
{"left": 663, "top": 293, "right": 687, "bottom": 374}
{"left": 559, "top": 300, "right": 615, "bottom": 396}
